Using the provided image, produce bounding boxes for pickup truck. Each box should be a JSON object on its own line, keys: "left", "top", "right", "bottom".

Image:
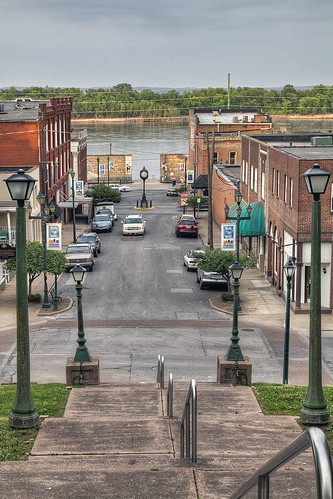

{"left": 65, "top": 243, "right": 95, "bottom": 272}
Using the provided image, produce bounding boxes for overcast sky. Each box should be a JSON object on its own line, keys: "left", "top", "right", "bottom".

{"left": 1, "top": 0, "right": 332, "bottom": 89}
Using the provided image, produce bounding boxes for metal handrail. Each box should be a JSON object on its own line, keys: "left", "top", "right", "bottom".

{"left": 231, "top": 427, "right": 333, "bottom": 498}
{"left": 180, "top": 379, "right": 197, "bottom": 463}
{"left": 167, "top": 373, "right": 173, "bottom": 417}
{"left": 157, "top": 355, "right": 164, "bottom": 388}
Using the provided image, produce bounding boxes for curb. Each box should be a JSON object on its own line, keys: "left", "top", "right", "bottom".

{"left": 37, "top": 298, "right": 73, "bottom": 316}
{"left": 208, "top": 297, "right": 249, "bottom": 316}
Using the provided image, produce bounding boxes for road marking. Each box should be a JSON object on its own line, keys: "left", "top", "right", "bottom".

{"left": 166, "top": 269, "right": 183, "bottom": 274}
{"left": 170, "top": 288, "right": 193, "bottom": 294}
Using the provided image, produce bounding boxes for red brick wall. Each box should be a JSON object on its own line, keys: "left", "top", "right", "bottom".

{"left": 0, "top": 122, "right": 39, "bottom": 167}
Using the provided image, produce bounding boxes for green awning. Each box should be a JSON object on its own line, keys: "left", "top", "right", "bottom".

{"left": 227, "top": 201, "right": 265, "bottom": 237}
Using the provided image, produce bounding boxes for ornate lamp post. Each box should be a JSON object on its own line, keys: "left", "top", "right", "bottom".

{"left": 225, "top": 189, "right": 252, "bottom": 311}
{"left": 283, "top": 257, "right": 296, "bottom": 384}
{"left": 69, "top": 169, "right": 76, "bottom": 243}
{"left": 27, "top": 192, "right": 55, "bottom": 309}
{"left": 225, "top": 261, "right": 245, "bottom": 361}
{"left": 4, "top": 169, "right": 39, "bottom": 429}
{"left": 97, "top": 156, "right": 100, "bottom": 185}
{"left": 107, "top": 156, "right": 110, "bottom": 186}
{"left": 140, "top": 166, "right": 148, "bottom": 208}
{"left": 71, "top": 265, "right": 92, "bottom": 363}
{"left": 301, "top": 163, "right": 331, "bottom": 425}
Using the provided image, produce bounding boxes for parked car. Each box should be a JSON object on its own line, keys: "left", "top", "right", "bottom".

{"left": 108, "top": 183, "right": 121, "bottom": 192}
{"left": 183, "top": 249, "right": 205, "bottom": 271}
{"left": 175, "top": 217, "right": 198, "bottom": 238}
{"left": 96, "top": 208, "right": 114, "bottom": 226}
{"left": 91, "top": 213, "right": 113, "bottom": 232}
{"left": 65, "top": 243, "right": 94, "bottom": 272}
{"left": 166, "top": 187, "right": 179, "bottom": 196}
{"left": 76, "top": 232, "right": 101, "bottom": 257}
{"left": 119, "top": 185, "right": 131, "bottom": 192}
{"left": 122, "top": 215, "right": 146, "bottom": 235}
{"left": 196, "top": 267, "right": 227, "bottom": 290}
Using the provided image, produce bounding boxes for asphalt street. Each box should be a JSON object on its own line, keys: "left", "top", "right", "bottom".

{"left": 1, "top": 185, "right": 332, "bottom": 386}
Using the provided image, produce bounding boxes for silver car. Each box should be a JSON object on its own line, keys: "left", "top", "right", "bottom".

{"left": 196, "top": 267, "right": 227, "bottom": 290}
{"left": 183, "top": 249, "right": 205, "bottom": 271}
{"left": 91, "top": 213, "right": 113, "bottom": 232}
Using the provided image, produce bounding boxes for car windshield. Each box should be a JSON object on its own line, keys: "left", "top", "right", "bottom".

{"left": 125, "top": 218, "right": 142, "bottom": 224}
{"left": 94, "top": 215, "right": 110, "bottom": 221}
{"left": 180, "top": 220, "right": 196, "bottom": 226}
{"left": 77, "top": 236, "right": 94, "bottom": 243}
{"left": 66, "top": 246, "right": 90, "bottom": 254}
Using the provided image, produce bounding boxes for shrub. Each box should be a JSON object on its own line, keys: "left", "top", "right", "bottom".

{"left": 221, "top": 293, "right": 233, "bottom": 302}
{"left": 28, "top": 294, "right": 41, "bottom": 303}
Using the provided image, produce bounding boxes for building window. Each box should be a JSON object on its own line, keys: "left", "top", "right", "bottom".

{"left": 230, "top": 151, "right": 236, "bottom": 164}
{"left": 284, "top": 175, "right": 288, "bottom": 203}
{"left": 242, "top": 160, "right": 245, "bottom": 183}
{"left": 290, "top": 178, "right": 293, "bottom": 208}
{"left": 276, "top": 171, "right": 280, "bottom": 198}
{"left": 254, "top": 167, "right": 258, "bottom": 194}
{"left": 261, "top": 172, "right": 265, "bottom": 200}
{"left": 274, "top": 227, "right": 278, "bottom": 275}
{"left": 213, "top": 151, "right": 218, "bottom": 163}
{"left": 245, "top": 162, "right": 248, "bottom": 185}
{"left": 272, "top": 168, "right": 275, "bottom": 194}
{"left": 250, "top": 165, "right": 254, "bottom": 190}
{"left": 331, "top": 183, "right": 333, "bottom": 211}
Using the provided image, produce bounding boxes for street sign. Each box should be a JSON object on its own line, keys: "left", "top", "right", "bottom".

{"left": 180, "top": 198, "right": 188, "bottom": 206}
{"left": 181, "top": 191, "right": 188, "bottom": 198}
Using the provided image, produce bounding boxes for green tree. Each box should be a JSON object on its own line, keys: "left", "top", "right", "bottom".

{"left": 5, "top": 241, "right": 67, "bottom": 298}
{"left": 85, "top": 184, "right": 121, "bottom": 205}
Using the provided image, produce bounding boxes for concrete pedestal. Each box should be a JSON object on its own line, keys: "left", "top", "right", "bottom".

{"left": 217, "top": 355, "right": 252, "bottom": 385}
{"left": 66, "top": 356, "right": 100, "bottom": 385}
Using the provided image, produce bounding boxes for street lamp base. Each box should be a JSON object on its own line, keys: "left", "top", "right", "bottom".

{"left": 9, "top": 411, "right": 39, "bottom": 429}
{"left": 300, "top": 406, "right": 330, "bottom": 425}
{"left": 42, "top": 302, "right": 51, "bottom": 309}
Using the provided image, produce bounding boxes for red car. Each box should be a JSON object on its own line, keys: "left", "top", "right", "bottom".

{"left": 175, "top": 217, "right": 199, "bottom": 238}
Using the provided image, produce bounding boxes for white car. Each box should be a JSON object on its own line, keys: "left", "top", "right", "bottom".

{"left": 119, "top": 185, "right": 131, "bottom": 192}
{"left": 183, "top": 249, "right": 205, "bottom": 271}
{"left": 122, "top": 215, "right": 146, "bottom": 235}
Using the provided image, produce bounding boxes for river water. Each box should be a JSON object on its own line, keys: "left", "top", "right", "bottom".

{"left": 72, "top": 119, "right": 333, "bottom": 180}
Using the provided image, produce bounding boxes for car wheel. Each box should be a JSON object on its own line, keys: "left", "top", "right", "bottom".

{"left": 98, "top": 248, "right": 101, "bottom": 254}
{"left": 186, "top": 266, "right": 190, "bottom": 272}
{"left": 94, "top": 250, "right": 98, "bottom": 257}
{"left": 196, "top": 273, "right": 200, "bottom": 283}
{"left": 184, "top": 261, "right": 186, "bottom": 267}
{"left": 108, "top": 228, "right": 112, "bottom": 232}
{"left": 199, "top": 279, "right": 205, "bottom": 289}
{"left": 195, "top": 233, "right": 199, "bottom": 238}
{"left": 89, "top": 266, "right": 93, "bottom": 272}
{"left": 176, "top": 231, "right": 179, "bottom": 237}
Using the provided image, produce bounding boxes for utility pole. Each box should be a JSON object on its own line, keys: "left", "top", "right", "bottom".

{"left": 227, "top": 73, "right": 231, "bottom": 110}
{"left": 206, "top": 128, "right": 214, "bottom": 249}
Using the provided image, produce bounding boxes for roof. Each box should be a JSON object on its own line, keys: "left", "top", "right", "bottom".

{"left": 192, "top": 174, "right": 208, "bottom": 189}
{"left": 0, "top": 99, "right": 49, "bottom": 121}
{"left": 274, "top": 146, "right": 333, "bottom": 160}
{"left": 196, "top": 111, "right": 258, "bottom": 125}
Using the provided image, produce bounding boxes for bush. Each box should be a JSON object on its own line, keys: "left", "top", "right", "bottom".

{"left": 28, "top": 294, "right": 41, "bottom": 303}
{"left": 221, "top": 293, "right": 233, "bottom": 302}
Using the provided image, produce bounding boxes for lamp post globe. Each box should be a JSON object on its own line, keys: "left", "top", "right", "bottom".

{"left": 4, "top": 169, "right": 39, "bottom": 429}
{"left": 301, "top": 163, "right": 331, "bottom": 425}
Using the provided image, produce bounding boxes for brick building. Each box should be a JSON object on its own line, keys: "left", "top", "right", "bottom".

{"left": 160, "top": 154, "right": 188, "bottom": 183}
{"left": 241, "top": 133, "right": 333, "bottom": 313}
{"left": 188, "top": 109, "right": 274, "bottom": 179}
{"left": 87, "top": 154, "right": 132, "bottom": 184}
{"left": 0, "top": 97, "right": 73, "bottom": 208}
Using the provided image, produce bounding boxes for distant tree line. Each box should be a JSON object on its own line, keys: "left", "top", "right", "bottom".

{"left": 1, "top": 83, "right": 333, "bottom": 118}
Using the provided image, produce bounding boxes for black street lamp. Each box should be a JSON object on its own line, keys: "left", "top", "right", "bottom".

{"left": 225, "top": 261, "right": 245, "bottom": 361}
{"left": 107, "top": 156, "right": 110, "bottom": 186}
{"left": 5, "top": 169, "right": 39, "bottom": 429}
{"left": 140, "top": 166, "right": 148, "bottom": 208}
{"left": 27, "top": 192, "right": 55, "bottom": 309}
{"left": 97, "top": 156, "right": 100, "bottom": 185}
{"left": 70, "top": 265, "right": 92, "bottom": 363}
{"left": 301, "top": 163, "right": 331, "bottom": 425}
{"left": 283, "top": 257, "right": 296, "bottom": 384}
{"left": 69, "top": 169, "right": 76, "bottom": 243}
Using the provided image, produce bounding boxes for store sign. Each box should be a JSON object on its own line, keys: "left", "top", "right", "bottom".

{"left": 47, "top": 223, "right": 62, "bottom": 251}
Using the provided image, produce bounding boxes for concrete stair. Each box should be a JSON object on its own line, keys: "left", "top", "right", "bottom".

{"left": 0, "top": 383, "right": 318, "bottom": 498}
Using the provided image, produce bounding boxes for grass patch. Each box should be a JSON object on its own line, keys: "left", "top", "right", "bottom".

{"left": 252, "top": 383, "right": 333, "bottom": 451}
{"left": 0, "top": 383, "right": 70, "bottom": 461}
